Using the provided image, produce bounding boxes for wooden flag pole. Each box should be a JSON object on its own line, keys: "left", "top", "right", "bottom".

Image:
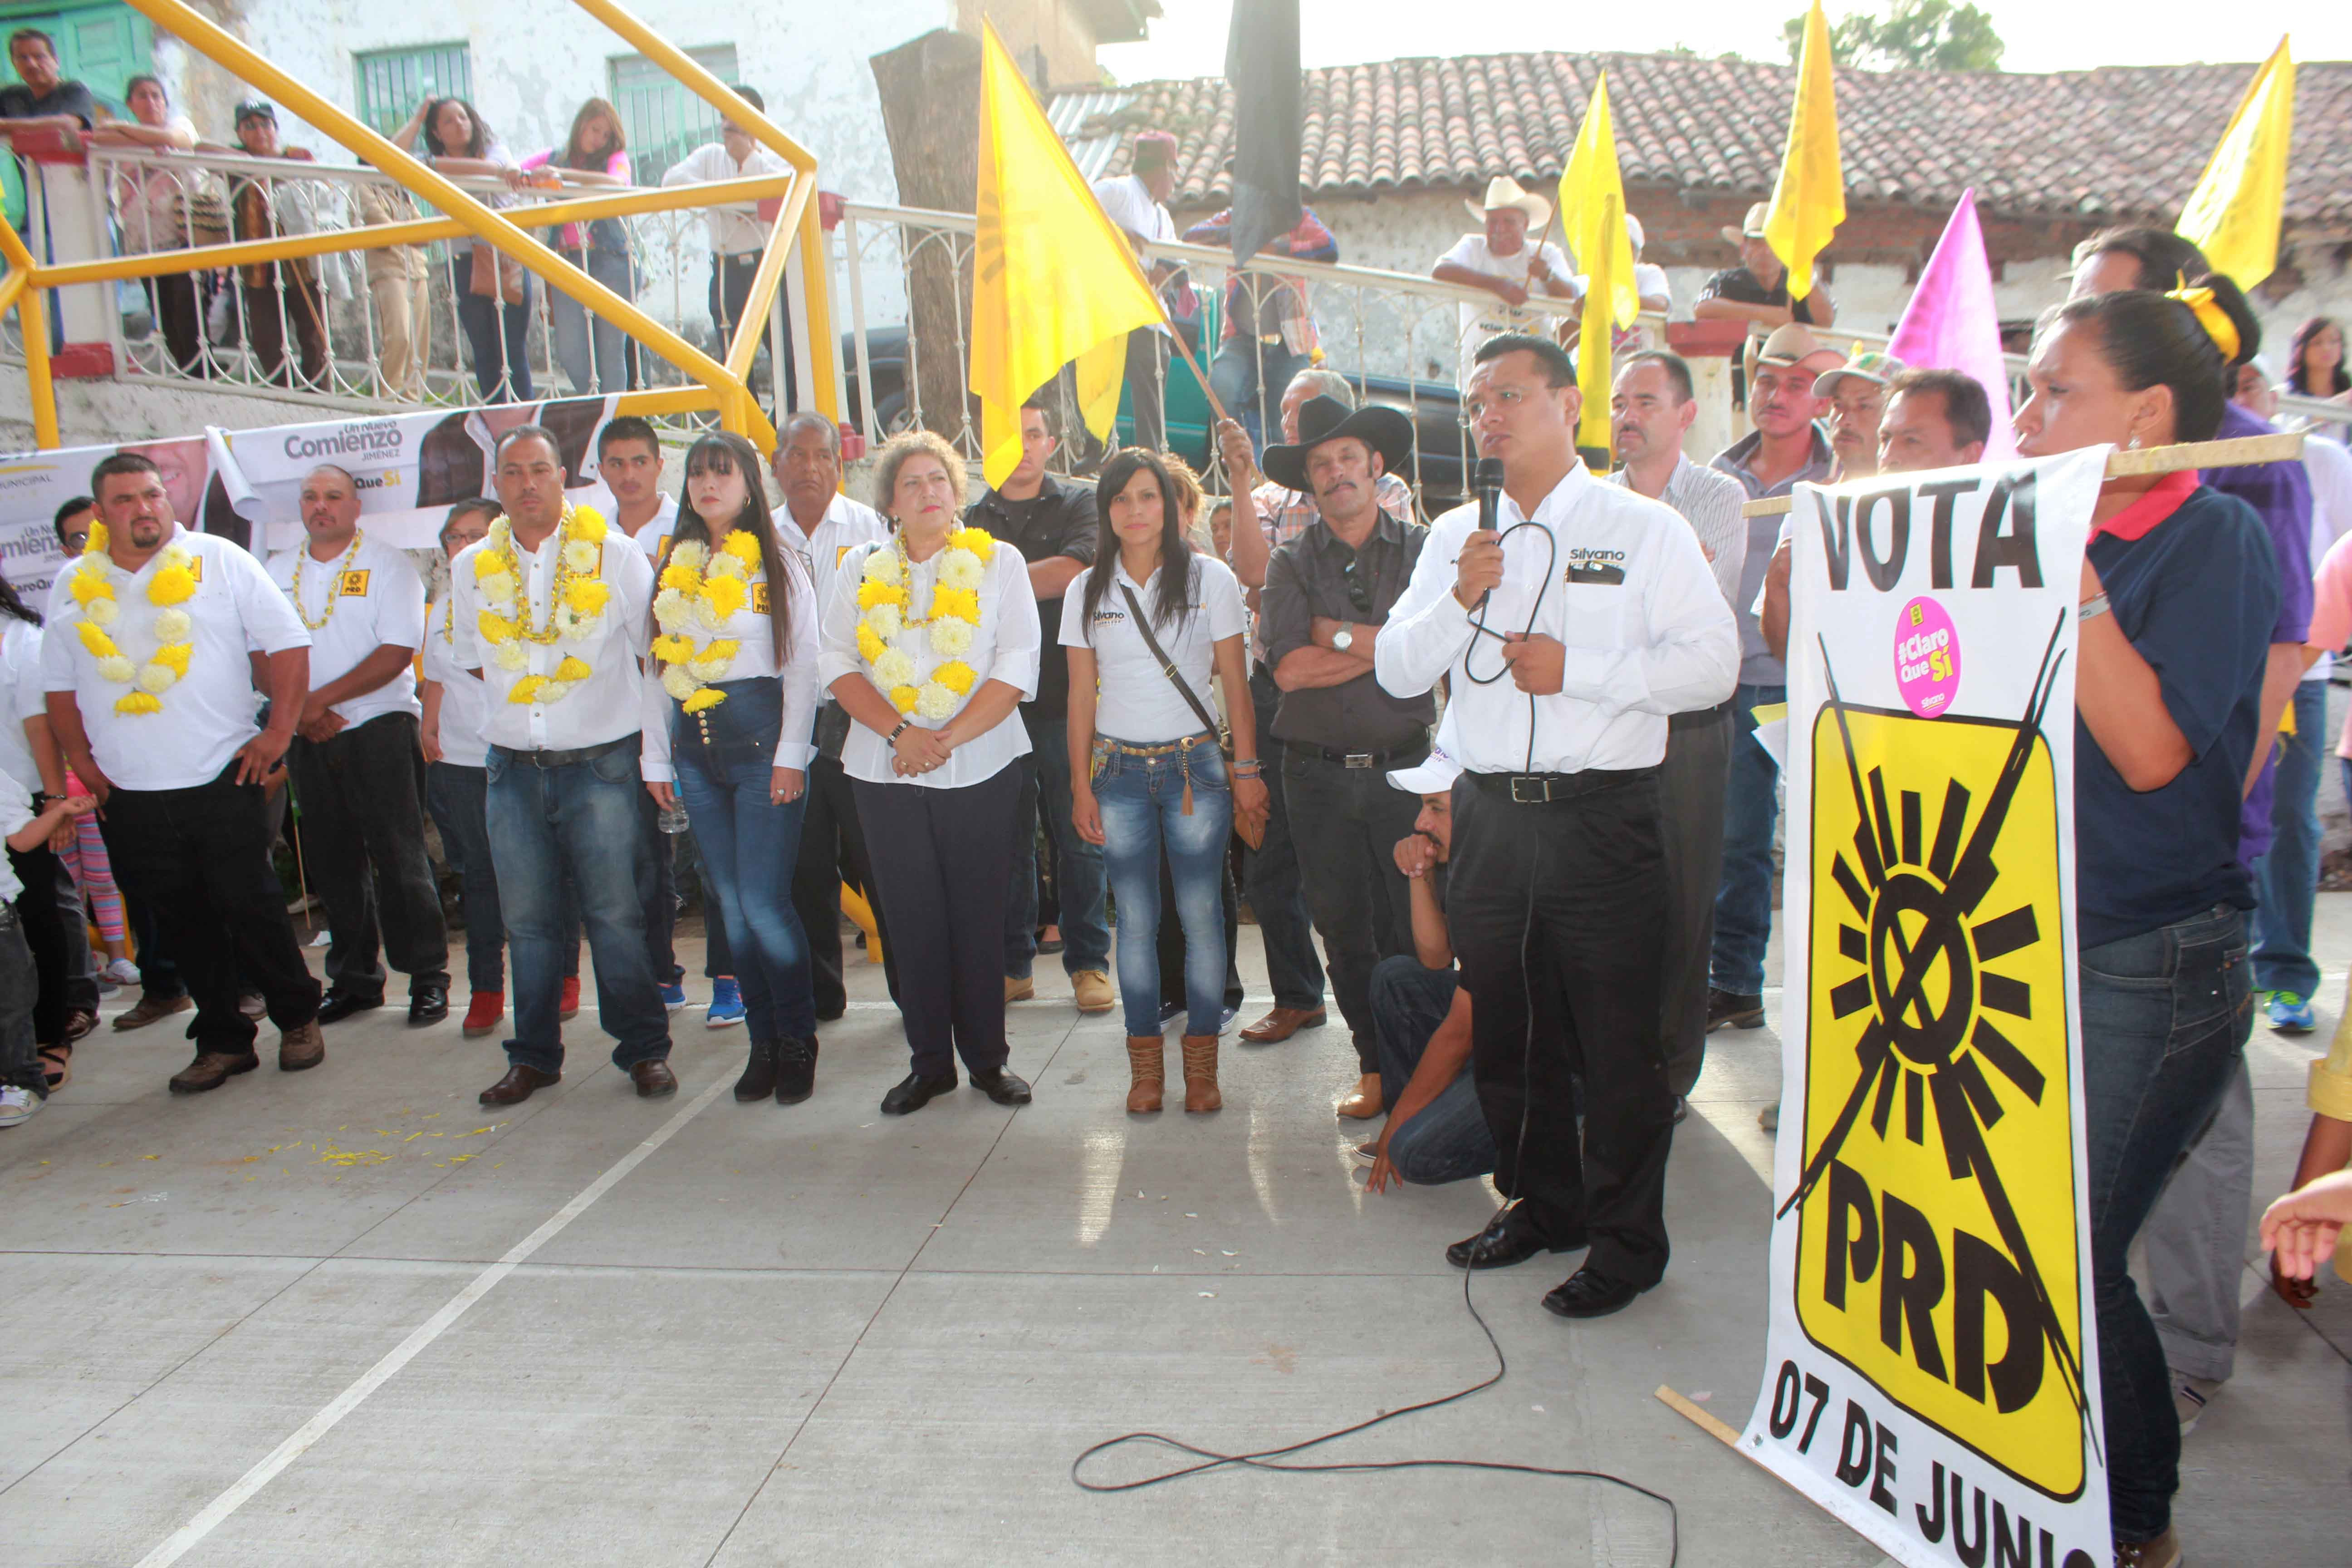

{"left": 1738, "top": 431, "right": 2303, "bottom": 517}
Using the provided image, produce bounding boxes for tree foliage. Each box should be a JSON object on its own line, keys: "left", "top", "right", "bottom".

{"left": 1782, "top": 0, "right": 2006, "bottom": 71}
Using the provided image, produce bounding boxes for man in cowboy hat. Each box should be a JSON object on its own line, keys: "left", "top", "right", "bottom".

{"left": 1433, "top": 176, "right": 1578, "bottom": 382}
{"left": 1694, "top": 201, "right": 1837, "bottom": 334}
{"left": 1256, "top": 394, "right": 1431, "bottom": 1122}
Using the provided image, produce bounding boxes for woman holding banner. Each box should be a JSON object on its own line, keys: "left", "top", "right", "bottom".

{"left": 2013, "top": 274, "right": 2272, "bottom": 1568}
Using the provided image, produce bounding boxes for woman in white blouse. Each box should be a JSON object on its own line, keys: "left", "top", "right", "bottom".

{"left": 1065, "top": 450, "right": 1265, "bottom": 1114}
{"left": 643, "top": 433, "right": 821, "bottom": 1104}
{"left": 91, "top": 75, "right": 202, "bottom": 375}
{"left": 817, "top": 431, "right": 1040, "bottom": 1116}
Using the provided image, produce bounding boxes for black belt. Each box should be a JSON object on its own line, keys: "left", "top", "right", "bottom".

{"left": 490, "top": 735, "right": 636, "bottom": 770}
{"left": 1467, "top": 764, "right": 1657, "bottom": 804}
{"left": 1289, "top": 739, "right": 1428, "bottom": 770}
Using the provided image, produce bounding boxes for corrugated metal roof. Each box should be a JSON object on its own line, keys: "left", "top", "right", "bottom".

{"left": 1047, "top": 88, "right": 1135, "bottom": 183}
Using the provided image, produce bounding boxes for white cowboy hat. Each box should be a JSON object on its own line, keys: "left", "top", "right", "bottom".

{"left": 1465, "top": 175, "right": 1551, "bottom": 229}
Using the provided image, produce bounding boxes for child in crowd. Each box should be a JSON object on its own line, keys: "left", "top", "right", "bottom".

{"left": 2, "top": 787, "right": 99, "bottom": 1127}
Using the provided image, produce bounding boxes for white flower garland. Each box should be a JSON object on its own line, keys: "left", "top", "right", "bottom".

{"left": 651, "top": 529, "right": 763, "bottom": 714}
{"left": 854, "top": 527, "right": 990, "bottom": 720}
{"left": 66, "top": 521, "right": 198, "bottom": 715}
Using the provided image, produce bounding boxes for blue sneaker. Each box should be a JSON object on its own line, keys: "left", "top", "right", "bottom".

{"left": 2268, "top": 992, "right": 2316, "bottom": 1033}
{"left": 706, "top": 977, "right": 745, "bottom": 1029}
{"left": 659, "top": 980, "right": 687, "bottom": 1011}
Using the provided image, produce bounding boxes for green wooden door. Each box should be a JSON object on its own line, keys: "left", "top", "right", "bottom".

{"left": 1, "top": 2, "right": 153, "bottom": 228}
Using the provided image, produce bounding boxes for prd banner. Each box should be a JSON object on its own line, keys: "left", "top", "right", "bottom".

{"left": 1740, "top": 447, "right": 2111, "bottom": 1568}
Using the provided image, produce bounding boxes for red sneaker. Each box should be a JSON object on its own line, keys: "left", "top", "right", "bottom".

{"left": 462, "top": 992, "right": 504, "bottom": 1039}
{"left": 559, "top": 977, "right": 581, "bottom": 1021}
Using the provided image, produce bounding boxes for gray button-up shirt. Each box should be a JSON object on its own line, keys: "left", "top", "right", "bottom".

{"left": 1607, "top": 452, "right": 1749, "bottom": 608}
{"left": 1710, "top": 425, "right": 1833, "bottom": 685}
{"left": 1260, "top": 510, "right": 1434, "bottom": 753}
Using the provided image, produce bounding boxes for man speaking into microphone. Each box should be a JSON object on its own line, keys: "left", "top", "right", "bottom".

{"left": 1377, "top": 333, "right": 1739, "bottom": 1319}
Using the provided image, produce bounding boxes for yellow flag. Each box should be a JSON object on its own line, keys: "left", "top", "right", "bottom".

{"left": 970, "top": 19, "right": 1166, "bottom": 487}
{"left": 1558, "top": 71, "right": 1637, "bottom": 456}
{"left": 2178, "top": 38, "right": 2295, "bottom": 289}
{"left": 1763, "top": 0, "right": 1845, "bottom": 303}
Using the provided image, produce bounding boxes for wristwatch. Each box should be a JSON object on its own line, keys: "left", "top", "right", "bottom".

{"left": 1331, "top": 623, "right": 1354, "bottom": 652}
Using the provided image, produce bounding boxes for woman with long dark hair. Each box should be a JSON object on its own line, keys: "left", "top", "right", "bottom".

{"left": 396, "top": 95, "right": 534, "bottom": 402}
{"left": 2012, "top": 273, "right": 2274, "bottom": 1568}
{"left": 644, "top": 433, "right": 821, "bottom": 1103}
{"left": 523, "top": 99, "right": 637, "bottom": 397}
{"left": 1064, "top": 449, "right": 1264, "bottom": 1113}
{"left": 2284, "top": 315, "right": 2351, "bottom": 441}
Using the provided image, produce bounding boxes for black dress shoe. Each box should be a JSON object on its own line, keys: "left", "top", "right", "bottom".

{"left": 407, "top": 986, "right": 449, "bottom": 1026}
{"left": 1445, "top": 1208, "right": 1588, "bottom": 1270}
{"left": 882, "top": 1070, "right": 958, "bottom": 1115}
{"left": 815, "top": 1002, "right": 846, "bottom": 1023}
{"left": 630, "top": 1059, "right": 679, "bottom": 1098}
{"left": 317, "top": 991, "right": 384, "bottom": 1025}
{"left": 1541, "top": 1267, "right": 1645, "bottom": 1320}
{"left": 774, "top": 1035, "right": 817, "bottom": 1105}
{"left": 1705, "top": 987, "right": 1765, "bottom": 1032}
{"left": 970, "top": 1066, "right": 1032, "bottom": 1105}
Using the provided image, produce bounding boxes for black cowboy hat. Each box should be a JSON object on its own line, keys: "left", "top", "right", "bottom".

{"left": 1259, "top": 396, "right": 1415, "bottom": 494}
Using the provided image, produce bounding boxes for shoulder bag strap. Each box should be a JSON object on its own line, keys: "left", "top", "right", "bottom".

{"left": 1117, "top": 582, "right": 1223, "bottom": 744}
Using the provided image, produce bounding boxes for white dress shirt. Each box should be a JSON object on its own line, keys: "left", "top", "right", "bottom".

{"left": 642, "top": 544, "right": 822, "bottom": 782}
{"left": 779, "top": 493, "right": 892, "bottom": 626}
{"left": 42, "top": 525, "right": 312, "bottom": 792}
{"left": 266, "top": 532, "right": 427, "bottom": 726}
{"left": 588, "top": 494, "right": 680, "bottom": 564}
{"left": 448, "top": 516, "right": 657, "bottom": 766}
{"left": 1376, "top": 462, "right": 1740, "bottom": 774}
{"left": 421, "top": 593, "right": 490, "bottom": 769}
{"left": 661, "top": 142, "right": 792, "bottom": 255}
{"left": 1061, "top": 554, "right": 1246, "bottom": 744}
{"left": 0, "top": 618, "right": 46, "bottom": 795}
{"left": 817, "top": 537, "right": 1040, "bottom": 789}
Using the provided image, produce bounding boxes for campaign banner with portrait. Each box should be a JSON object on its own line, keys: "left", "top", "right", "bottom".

{"left": 0, "top": 429, "right": 239, "bottom": 608}
{"left": 1740, "top": 447, "right": 2111, "bottom": 1568}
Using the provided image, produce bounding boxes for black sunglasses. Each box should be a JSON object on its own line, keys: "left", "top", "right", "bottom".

{"left": 1343, "top": 554, "right": 1374, "bottom": 616}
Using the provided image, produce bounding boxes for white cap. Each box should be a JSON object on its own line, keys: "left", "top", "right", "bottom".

{"left": 1388, "top": 735, "right": 1462, "bottom": 796}
{"left": 1625, "top": 213, "right": 1645, "bottom": 253}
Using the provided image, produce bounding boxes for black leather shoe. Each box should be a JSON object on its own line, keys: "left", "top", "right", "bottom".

{"left": 815, "top": 1002, "right": 846, "bottom": 1023}
{"left": 882, "top": 1070, "right": 958, "bottom": 1115}
{"left": 970, "top": 1066, "right": 1032, "bottom": 1105}
{"left": 317, "top": 991, "right": 384, "bottom": 1025}
{"left": 1445, "top": 1209, "right": 1588, "bottom": 1271}
{"left": 1705, "top": 988, "right": 1765, "bottom": 1032}
{"left": 407, "top": 986, "right": 449, "bottom": 1026}
{"left": 1541, "top": 1267, "right": 1645, "bottom": 1320}
{"left": 478, "top": 1063, "right": 559, "bottom": 1106}
{"left": 774, "top": 1035, "right": 817, "bottom": 1104}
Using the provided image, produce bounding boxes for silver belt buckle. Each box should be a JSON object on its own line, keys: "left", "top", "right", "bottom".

{"left": 1344, "top": 753, "right": 1375, "bottom": 769}
{"left": 1510, "top": 775, "right": 1553, "bottom": 804}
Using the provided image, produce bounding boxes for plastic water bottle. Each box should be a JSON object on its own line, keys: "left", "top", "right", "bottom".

{"left": 657, "top": 804, "right": 691, "bottom": 834}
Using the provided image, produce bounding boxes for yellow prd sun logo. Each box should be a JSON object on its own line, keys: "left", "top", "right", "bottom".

{"left": 1788, "top": 625, "right": 2095, "bottom": 1500}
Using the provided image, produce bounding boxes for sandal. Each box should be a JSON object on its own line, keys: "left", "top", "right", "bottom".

{"left": 37, "top": 1042, "right": 71, "bottom": 1092}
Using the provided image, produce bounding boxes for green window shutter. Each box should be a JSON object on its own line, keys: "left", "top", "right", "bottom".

{"left": 608, "top": 43, "right": 737, "bottom": 186}
{"left": 353, "top": 41, "right": 473, "bottom": 139}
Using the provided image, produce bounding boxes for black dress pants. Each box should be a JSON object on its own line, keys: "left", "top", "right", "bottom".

{"left": 7, "top": 844, "right": 70, "bottom": 1045}
{"left": 1659, "top": 702, "right": 1732, "bottom": 1096}
{"left": 1449, "top": 768, "right": 1674, "bottom": 1290}
{"left": 290, "top": 712, "right": 449, "bottom": 1000}
{"left": 103, "top": 763, "right": 321, "bottom": 1054}
{"left": 791, "top": 750, "right": 900, "bottom": 1017}
{"left": 1280, "top": 746, "right": 1422, "bottom": 1068}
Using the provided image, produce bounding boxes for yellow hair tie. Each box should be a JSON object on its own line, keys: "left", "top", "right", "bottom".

{"left": 2166, "top": 285, "right": 2241, "bottom": 366}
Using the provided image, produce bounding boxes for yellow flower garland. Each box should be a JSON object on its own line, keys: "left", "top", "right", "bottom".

{"left": 289, "top": 527, "right": 366, "bottom": 632}
{"left": 652, "top": 529, "right": 763, "bottom": 715}
{"left": 856, "top": 527, "right": 990, "bottom": 719}
{"left": 472, "top": 503, "right": 611, "bottom": 706}
{"left": 68, "top": 519, "right": 199, "bottom": 715}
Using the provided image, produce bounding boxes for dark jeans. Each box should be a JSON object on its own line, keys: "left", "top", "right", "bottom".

{"left": 453, "top": 251, "right": 534, "bottom": 404}
{"left": 2079, "top": 906, "right": 2252, "bottom": 1542}
{"left": 49, "top": 851, "right": 97, "bottom": 1013}
{"left": 1095, "top": 737, "right": 1231, "bottom": 1037}
{"left": 673, "top": 678, "right": 815, "bottom": 1040}
{"left": 854, "top": 765, "right": 1022, "bottom": 1078}
{"left": 1661, "top": 701, "right": 1732, "bottom": 1095}
{"left": 241, "top": 270, "right": 327, "bottom": 388}
{"left": 1122, "top": 328, "right": 1169, "bottom": 454}
{"left": 102, "top": 763, "right": 322, "bottom": 1054}
{"left": 711, "top": 252, "right": 794, "bottom": 408}
{"left": 1450, "top": 769, "right": 1672, "bottom": 1289}
{"left": 1007, "top": 708, "right": 1110, "bottom": 979}
{"left": 2249, "top": 678, "right": 2326, "bottom": 998}
{"left": 790, "top": 745, "right": 899, "bottom": 1018}
{"left": 1371, "top": 956, "right": 1494, "bottom": 1184}
{"left": 1281, "top": 745, "right": 1422, "bottom": 1067}
{"left": 634, "top": 787, "right": 686, "bottom": 988}
{"left": 1243, "top": 674, "right": 1326, "bottom": 1011}
{"left": 549, "top": 242, "right": 637, "bottom": 396}
{"left": 7, "top": 846, "right": 68, "bottom": 1049}
{"left": 1208, "top": 335, "right": 1308, "bottom": 450}
{"left": 484, "top": 740, "right": 670, "bottom": 1074}
{"left": 290, "top": 712, "right": 449, "bottom": 1000}
{"left": 1711, "top": 681, "right": 1784, "bottom": 996}
{"left": 424, "top": 761, "right": 578, "bottom": 995}
{"left": 124, "top": 891, "right": 183, "bottom": 1002}
{"left": 0, "top": 909, "right": 37, "bottom": 1097}
{"left": 146, "top": 271, "right": 205, "bottom": 375}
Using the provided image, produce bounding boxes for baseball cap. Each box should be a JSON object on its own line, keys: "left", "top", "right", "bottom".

{"left": 1814, "top": 349, "right": 1907, "bottom": 398}
{"left": 1388, "top": 737, "right": 1462, "bottom": 796}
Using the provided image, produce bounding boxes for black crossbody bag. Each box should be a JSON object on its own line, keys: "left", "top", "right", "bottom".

{"left": 1116, "top": 583, "right": 1265, "bottom": 848}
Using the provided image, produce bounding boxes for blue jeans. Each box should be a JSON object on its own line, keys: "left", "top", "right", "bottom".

{"left": 484, "top": 740, "right": 670, "bottom": 1074}
{"left": 2249, "top": 679, "right": 2326, "bottom": 998}
{"left": 1095, "top": 736, "right": 1231, "bottom": 1037}
{"left": 1710, "top": 681, "right": 1784, "bottom": 995}
{"left": 1371, "top": 956, "right": 1494, "bottom": 1184}
{"left": 549, "top": 243, "right": 636, "bottom": 396}
{"left": 2078, "top": 906, "right": 2252, "bottom": 1542}
{"left": 1209, "top": 335, "right": 1308, "bottom": 449}
{"left": 674, "top": 682, "right": 816, "bottom": 1041}
{"left": 1007, "top": 708, "right": 1110, "bottom": 979}
{"left": 425, "top": 760, "right": 578, "bottom": 995}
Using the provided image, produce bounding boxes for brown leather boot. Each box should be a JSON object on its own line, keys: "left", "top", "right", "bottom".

{"left": 1181, "top": 1034, "right": 1222, "bottom": 1113}
{"left": 1125, "top": 1035, "right": 1164, "bottom": 1112}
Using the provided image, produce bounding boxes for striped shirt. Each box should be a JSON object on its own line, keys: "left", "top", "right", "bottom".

{"left": 1608, "top": 454, "right": 1748, "bottom": 608}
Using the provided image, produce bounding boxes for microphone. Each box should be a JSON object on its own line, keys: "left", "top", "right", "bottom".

{"left": 1472, "top": 457, "right": 1504, "bottom": 612}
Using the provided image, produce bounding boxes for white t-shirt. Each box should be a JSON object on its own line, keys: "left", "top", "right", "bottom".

{"left": 42, "top": 526, "right": 312, "bottom": 792}
{"left": 266, "top": 532, "right": 427, "bottom": 727}
{"left": 584, "top": 494, "right": 680, "bottom": 564}
{"left": 0, "top": 781, "right": 28, "bottom": 902}
{"left": 1439, "top": 231, "right": 1577, "bottom": 368}
{"left": 2302, "top": 434, "right": 2352, "bottom": 683}
{"left": 1634, "top": 260, "right": 1671, "bottom": 308}
{"left": 1093, "top": 174, "right": 1175, "bottom": 338}
{"left": 421, "top": 593, "right": 490, "bottom": 768}
{"left": 0, "top": 618, "right": 45, "bottom": 795}
{"left": 1060, "top": 554, "right": 1245, "bottom": 744}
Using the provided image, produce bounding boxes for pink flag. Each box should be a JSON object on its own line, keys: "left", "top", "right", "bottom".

{"left": 1888, "top": 189, "right": 2017, "bottom": 460}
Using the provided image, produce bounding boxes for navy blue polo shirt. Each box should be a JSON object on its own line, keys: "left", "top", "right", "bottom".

{"left": 2075, "top": 478, "right": 2279, "bottom": 951}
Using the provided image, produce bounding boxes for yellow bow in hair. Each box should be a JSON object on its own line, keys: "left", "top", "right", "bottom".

{"left": 2166, "top": 284, "right": 2242, "bottom": 365}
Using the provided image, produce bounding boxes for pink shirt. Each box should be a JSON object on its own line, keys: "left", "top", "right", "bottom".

{"left": 2308, "top": 529, "right": 2352, "bottom": 757}
{"left": 520, "top": 147, "right": 631, "bottom": 248}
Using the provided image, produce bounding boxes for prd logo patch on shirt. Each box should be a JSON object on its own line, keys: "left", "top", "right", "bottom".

{"left": 338, "top": 569, "right": 370, "bottom": 598}
{"left": 752, "top": 582, "right": 770, "bottom": 616}
{"left": 1564, "top": 546, "right": 1627, "bottom": 586}
{"left": 835, "top": 544, "right": 852, "bottom": 567}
